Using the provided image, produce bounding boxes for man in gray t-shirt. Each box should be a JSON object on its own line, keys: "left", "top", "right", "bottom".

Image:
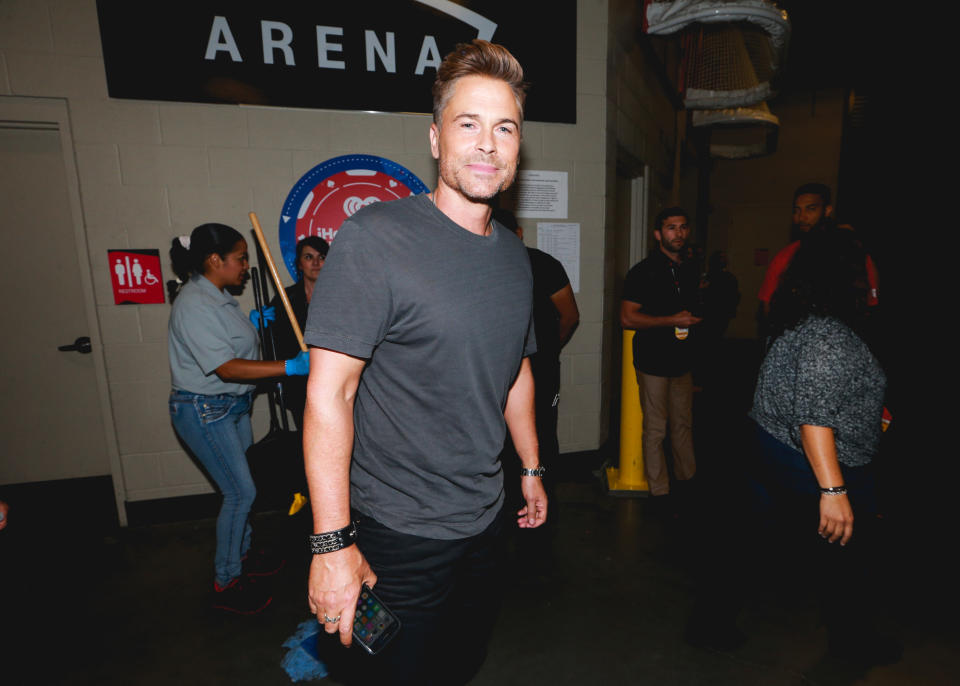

{"left": 303, "top": 41, "right": 546, "bottom": 684}
{"left": 305, "top": 193, "right": 536, "bottom": 539}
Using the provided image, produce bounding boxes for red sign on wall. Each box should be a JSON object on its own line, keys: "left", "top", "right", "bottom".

{"left": 108, "top": 249, "right": 165, "bottom": 304}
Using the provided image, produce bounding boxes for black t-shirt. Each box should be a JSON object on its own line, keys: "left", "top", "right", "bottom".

{"left": 622, "top": 249, "right": 701, "bottom": 377}
{"left": 527, "top": 247, "right": 570, "bottom": 369}
{"left": 268, "top": 281, "right": 308, "bottom": 360}
{"left": 267, "top": 282, "right": 309, "bottom": 420}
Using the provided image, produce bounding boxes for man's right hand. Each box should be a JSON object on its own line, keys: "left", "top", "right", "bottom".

{"left": 308, "top": 545, "right": 378, "bottom": 646}
{"left": 672, "top": 310, "right": 702, "bottom": 327}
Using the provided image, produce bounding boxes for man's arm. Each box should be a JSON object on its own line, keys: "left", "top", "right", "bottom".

{"left": 549, "top": 284, "right": 580, "bottom": 347}
{"left": 304, "top": 347, "right": 377, "bottom": 646}
{"left": 757, "top": 269, "right": 777, "bottom": 316}
{"left": 620, "top": 300, "right": 701, "bottom": 330}
{"left": 758, "top": 243, "right": 798, "bottom": 315}
{"left": 503, "top": 357, "right": 547, "bottom": 529}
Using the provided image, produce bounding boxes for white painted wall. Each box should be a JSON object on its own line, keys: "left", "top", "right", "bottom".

{"left": 2, "top": 0, "right": 665, "bottom": 504}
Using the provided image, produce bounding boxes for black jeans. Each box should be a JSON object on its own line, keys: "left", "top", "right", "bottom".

{"left": 346, "top": 507, "right": 507, "bottom": 686}
{"left": 752, "top": 425, "right": 880, "bottom": 637}
{"left": 689, "top": 423, "right": 880, "bottom": 640}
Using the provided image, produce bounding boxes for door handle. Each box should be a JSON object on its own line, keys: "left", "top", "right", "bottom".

{"left": 58, "top": 336, "right": 92, "bottom": 354}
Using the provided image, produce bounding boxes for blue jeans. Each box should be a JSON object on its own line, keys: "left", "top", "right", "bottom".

{"left": 169, "top": 390, "right": 255, "bottom": 585}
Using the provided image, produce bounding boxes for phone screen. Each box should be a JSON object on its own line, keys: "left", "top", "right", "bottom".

{"left": 353, "top": 585, "right": 401, "bottom": 655}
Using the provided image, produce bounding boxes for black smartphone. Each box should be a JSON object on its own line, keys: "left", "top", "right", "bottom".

{"left": 353, "top": 584, "right": 401, "bottom": 655}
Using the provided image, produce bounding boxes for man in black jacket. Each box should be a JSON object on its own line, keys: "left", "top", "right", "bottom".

{"left": 620, "top": 206, "right": 701, "bottom": 500}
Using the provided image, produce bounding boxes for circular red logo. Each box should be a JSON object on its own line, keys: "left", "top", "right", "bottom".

{"left": 279, "top": 155, "right": 429, "bottom": 279}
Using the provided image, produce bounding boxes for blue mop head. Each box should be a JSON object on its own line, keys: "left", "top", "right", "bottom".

{"left": 281, "top": 619, "right": 329, "bottom": 682}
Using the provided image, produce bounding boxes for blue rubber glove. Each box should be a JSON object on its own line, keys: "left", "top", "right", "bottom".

{"left": 249, "top": 305, "right": 276, "bottom": 330}
{"left": 285, "top": 350, "right": 310, "bottom": 376}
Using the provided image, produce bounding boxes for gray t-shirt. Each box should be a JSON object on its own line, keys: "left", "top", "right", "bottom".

{"left": 304, "top": 194, "right": 535, "bottom": 539}
{"left": 168, "top": 274, "right": 258, "bottom": 396}
{"left": 750, "top": 316, "right": 885, "bottom": 467}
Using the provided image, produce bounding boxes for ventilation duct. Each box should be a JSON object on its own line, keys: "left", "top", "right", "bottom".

{"left": 692, "top": 101, "right": 780, "bottom": 159}
{"left": 645, "top": 0, "right": 790, "bottom": 109}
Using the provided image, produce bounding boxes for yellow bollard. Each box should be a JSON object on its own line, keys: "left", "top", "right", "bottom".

{"left": 288, "top": 492, "right": 308, "bottom": 516}
{"left": 607, "top": 330, "right": 649, "bottom": 494}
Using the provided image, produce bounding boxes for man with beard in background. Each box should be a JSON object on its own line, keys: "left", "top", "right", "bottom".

{"left": 621, "top": 207, "right": 702, "bottom": 511}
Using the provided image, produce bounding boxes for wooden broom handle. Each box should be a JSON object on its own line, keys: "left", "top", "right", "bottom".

{"left": 248, "top": 212, "right": 308, "bottom": 353}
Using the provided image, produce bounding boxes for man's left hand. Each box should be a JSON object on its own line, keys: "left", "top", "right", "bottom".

{"left": 517, "top": 477, "right": 547, "bottom": 528}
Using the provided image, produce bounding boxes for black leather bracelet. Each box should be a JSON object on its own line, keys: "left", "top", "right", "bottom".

{"left": 819, "top": 486, "right": 847, "bottom": 496}
{"left": 309, "top": 521, "right": 358, "bottom": 554}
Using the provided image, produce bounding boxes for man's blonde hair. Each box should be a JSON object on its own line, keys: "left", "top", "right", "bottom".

{"left": 432, "top": 40, "right": 527, "bottom": 127}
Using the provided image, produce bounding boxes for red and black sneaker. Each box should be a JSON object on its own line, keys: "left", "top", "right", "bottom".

{"left": 242, "top": 548, "right": 286, "bottom": 577}
{"left": 212, "top": 576, "right": 272, "bottom": 615}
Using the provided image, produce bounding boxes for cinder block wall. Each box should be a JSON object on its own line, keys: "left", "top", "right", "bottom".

{"left": 601, "top": 0, "right": 693, "bottom": 443}
{"left": 549, "top": 0, "right": 608, "bottom": 451}
{"left": 2, "top": 0, "right": 633, "bottom": 505}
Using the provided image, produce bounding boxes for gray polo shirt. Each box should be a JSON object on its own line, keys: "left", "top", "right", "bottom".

{"left": 168, "top": 274, "right": 259, "bottom": 396}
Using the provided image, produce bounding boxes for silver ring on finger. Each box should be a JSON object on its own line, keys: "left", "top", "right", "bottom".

{"left": 323, "top": 613, "right": 341, "bottom": 623}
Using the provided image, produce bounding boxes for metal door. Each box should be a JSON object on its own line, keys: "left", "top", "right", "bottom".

{"left": 0, "top": 100, "right": 112, "bottom": 486}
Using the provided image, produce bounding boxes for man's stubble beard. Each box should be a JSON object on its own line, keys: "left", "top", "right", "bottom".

{"left": 661, "top": 238, "right": 685, "bottom": 256}
{"left": 437, "top": 154, "right": 519, "bottom": 203}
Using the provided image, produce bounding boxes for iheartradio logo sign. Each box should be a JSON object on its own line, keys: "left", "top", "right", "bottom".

{"left": 279, "top": 155, "right": 429, "bottom": 280}
{"left": 343, "top": 196, "right": 381, "bottom": 217}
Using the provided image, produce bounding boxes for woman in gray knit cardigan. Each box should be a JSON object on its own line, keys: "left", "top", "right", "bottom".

{"left": 750, "top": 227, "right": 897, "bottom": 664}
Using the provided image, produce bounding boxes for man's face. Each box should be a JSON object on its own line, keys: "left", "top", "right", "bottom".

{"left": 792, "top": 193, "right": 833, "bottom": 232}
{"left": 429, "top": 75, "right": 521, "bottom": 203}
{"left": 655, "top": 215, "right": 690, "bottom": 256}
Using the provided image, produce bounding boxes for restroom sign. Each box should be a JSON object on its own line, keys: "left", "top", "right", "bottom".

{"left": 279, "top": 154, "right": 429, "bottom": 280}
{"left": 108, "top": 249, "right": 165, "bottom": 304}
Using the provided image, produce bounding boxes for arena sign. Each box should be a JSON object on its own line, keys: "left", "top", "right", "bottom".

{"left": 279, "top": 155, "right": 429, "bottom": 280}
{"left": 96, "top": 0, "right": 576, "bottom": 123}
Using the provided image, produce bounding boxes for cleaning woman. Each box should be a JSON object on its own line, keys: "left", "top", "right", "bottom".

{"left": 168, "top": 223, "right": 309, "bottom": 614}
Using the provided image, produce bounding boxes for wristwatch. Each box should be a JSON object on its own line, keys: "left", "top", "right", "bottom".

{"left": 520, "top": 465, "right": 546, "bottom": 477}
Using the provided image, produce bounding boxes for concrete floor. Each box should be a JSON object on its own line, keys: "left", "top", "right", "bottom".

{"left": 2, "top": 471, "right": 957, "bottom": 685}
{"left": 2, "top": 342, "right": 955, "bottom": 685}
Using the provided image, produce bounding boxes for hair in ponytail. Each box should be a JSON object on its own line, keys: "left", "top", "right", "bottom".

{"left": 168, "top": 223, "right": 244, "bottom": 302}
